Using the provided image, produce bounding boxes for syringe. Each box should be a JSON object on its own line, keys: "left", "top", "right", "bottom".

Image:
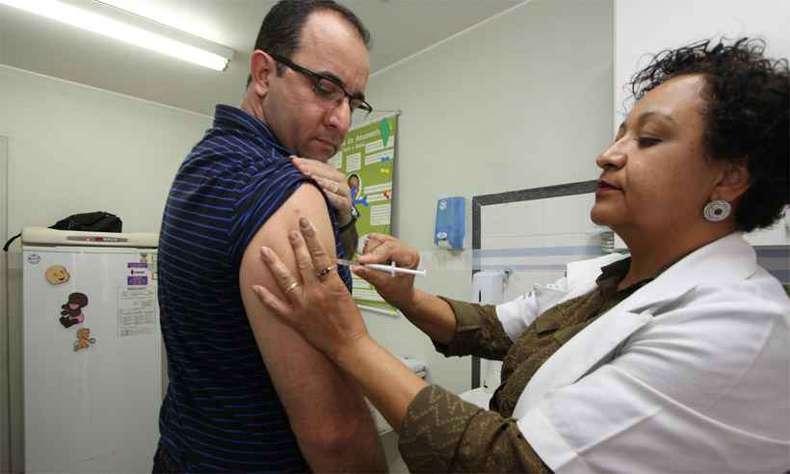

{"left": 336, "top": 258, "right": 426, "bottom": 277}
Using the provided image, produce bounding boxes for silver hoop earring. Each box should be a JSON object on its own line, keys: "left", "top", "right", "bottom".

{"left": 703, "top": 200, "right": 731, "bottom": 222}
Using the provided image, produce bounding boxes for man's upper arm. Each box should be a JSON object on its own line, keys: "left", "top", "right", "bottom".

{"left": 239, "top": 183, "right": 370, "bottom": 444}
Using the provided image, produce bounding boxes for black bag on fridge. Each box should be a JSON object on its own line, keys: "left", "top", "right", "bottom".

{"left": 2, "top": 211, "right": 122, "bottom": 251}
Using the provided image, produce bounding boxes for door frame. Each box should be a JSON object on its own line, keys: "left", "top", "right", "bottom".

{"left": 1, "top": 135, "right": 10, "bottom": 473}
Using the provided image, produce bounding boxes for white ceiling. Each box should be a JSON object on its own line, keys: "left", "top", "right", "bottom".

{"left": 0, "top": 0, "right": 523, "bottom": 115}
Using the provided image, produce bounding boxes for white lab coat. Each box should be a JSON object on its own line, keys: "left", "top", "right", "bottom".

{"left": 495, "top": 232, "right": 790, "bottom": 473}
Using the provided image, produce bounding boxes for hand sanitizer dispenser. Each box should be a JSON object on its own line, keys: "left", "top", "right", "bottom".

{"left": 434, "top": 197, "right": 465, "bottom": 250}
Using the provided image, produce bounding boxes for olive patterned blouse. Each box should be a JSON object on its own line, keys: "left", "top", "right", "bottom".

{"left": 397, "top": 258, "right": 651, "bottom": 473}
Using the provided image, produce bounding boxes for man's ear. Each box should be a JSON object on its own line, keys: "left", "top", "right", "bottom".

{"left": 712, "top": 158, "right": 751, "bottom": 203}
{"left": 249, "top": 50, "right": 276, "bottom": 97}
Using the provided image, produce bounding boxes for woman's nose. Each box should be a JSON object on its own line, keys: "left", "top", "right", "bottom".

{"left": 596, "top": 137, "right": 627, "bottom": 169}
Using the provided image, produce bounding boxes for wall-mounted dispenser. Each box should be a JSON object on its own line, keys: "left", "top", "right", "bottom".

{"left": 434, "top": 196, "right": 465, "bottom": 250}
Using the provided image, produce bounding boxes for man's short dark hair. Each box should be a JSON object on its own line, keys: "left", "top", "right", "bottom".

{"left": 247, "top": 0, "right": 370, "bottom": 87}
{"left": 631, "top": 37, "right": 789, "bottom": 232}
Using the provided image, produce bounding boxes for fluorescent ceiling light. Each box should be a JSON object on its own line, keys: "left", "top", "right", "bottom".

{"left": 0, "top": 0, "right": 234, "bottom": 71}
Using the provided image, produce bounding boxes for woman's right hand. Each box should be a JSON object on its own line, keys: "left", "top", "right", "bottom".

{"left": 353, "top": 234, "right": 420, "bottom": 310}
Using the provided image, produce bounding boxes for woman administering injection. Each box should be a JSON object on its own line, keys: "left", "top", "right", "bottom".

{"left": 253, "top": 38, "right": 789, "bottom": 472}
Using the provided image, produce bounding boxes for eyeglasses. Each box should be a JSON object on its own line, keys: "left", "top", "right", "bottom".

{"left": 268, "top": 52, "right": 373, "bottom": 122}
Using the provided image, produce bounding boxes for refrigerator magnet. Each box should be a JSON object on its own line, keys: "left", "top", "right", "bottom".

{"left": 127, "top": 261, "right": 149, "bottom": 287}
{"left": 73, "top": 327, "right": 96, "bottom": 351}
{"left": 59, "top": 292, "right": 88, "bottom": 328}
{"left": 45, "top": 265, "right": 70, "bottom": 285}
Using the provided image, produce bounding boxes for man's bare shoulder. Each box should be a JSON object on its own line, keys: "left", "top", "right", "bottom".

{"left": 240, "top": 182, "right": 334, "bottom": 281}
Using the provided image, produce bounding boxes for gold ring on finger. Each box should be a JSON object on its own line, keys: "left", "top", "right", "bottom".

{"left": 285, "top": 281, "right": 300, "bottom": 293}
{"left": 316, "top": 265, "right": 335, "bottom": 280}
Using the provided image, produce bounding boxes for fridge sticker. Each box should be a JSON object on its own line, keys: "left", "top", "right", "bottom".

{"left": 45, "top": 265, "right": 70, "bottom": 285}
{"left": 127, "top": 276, "right": 148, "bottom": 286}
{"left": 73, "top": 327, "right": 96, "bottom": 351}
{"left": 127, "top": 261, "right": 149, "bottom": 287}
{"left": 118, "top": 288, "right": 156, "bottom": 337}
{"left": 27, "top": 254, "right": 41, "bottom": 265}
{"left": 59, "top": 292, "right": 88, "bottom": 328}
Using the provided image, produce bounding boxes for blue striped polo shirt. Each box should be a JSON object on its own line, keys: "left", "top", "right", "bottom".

{"left": 156, "top": 104, "right": 352, "bottom": 472}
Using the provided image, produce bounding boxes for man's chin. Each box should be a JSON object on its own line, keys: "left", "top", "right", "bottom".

{"left": 301, "top": 145, "right": 336, "bottom": 162}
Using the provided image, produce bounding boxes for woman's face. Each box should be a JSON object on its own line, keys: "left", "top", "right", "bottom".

{"left": 591, "top": 74, "right": 725, "bottom": 237}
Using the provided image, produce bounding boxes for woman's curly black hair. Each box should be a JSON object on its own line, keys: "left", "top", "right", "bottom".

{"left": 630, "top": 37, "right": 789, "bottom": 232}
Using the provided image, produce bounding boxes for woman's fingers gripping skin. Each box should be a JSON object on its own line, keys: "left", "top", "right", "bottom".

{"left": 259, "top": 246, "right": 303, "bottom": 306}
{"left": 298, "top": 217, "right": 342, "bottom": 285}
{"left": 288, "top": 230, "right": 318, "bottom": 286}
{"left": 252, "top": 284, "right": 292, "bottom": 322}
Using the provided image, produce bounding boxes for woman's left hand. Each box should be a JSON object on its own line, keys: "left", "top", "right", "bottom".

{"left": 252, "top": 216, "right": 368, "bottom": 361}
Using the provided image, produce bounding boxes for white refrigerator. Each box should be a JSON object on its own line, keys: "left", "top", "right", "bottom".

{"left": 21, "top": 227, "right": 162, "bottom": 473}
